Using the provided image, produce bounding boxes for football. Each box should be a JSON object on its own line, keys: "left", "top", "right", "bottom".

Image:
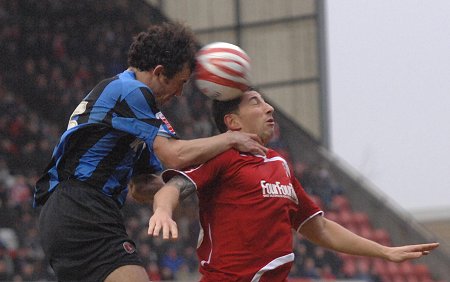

{"left": 194, "top": 42, "right": 251, "bottom": 101}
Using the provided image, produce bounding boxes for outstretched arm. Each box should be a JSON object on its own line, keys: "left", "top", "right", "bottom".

{"left": 300, "top": 216, "right": 439, "bottom": 262}
{"left": 148, "top": 175, "right": 196, "bottom": 239}
{"left": 154, "top": 130, "right": 267, "bottom": 169}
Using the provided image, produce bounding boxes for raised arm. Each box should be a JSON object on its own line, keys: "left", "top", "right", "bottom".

{"left": 300, "top": 216, "right": 439, "bottom": 262}
{"left": 148, "top": 175, "right": 196, "bottom": 239}
{"left": 153, "top": 130, "right": 267, "bottom": 169}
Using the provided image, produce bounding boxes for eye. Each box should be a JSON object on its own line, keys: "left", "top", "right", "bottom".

{"left": 249, "top": 97, "right": 259, "bottom": 105}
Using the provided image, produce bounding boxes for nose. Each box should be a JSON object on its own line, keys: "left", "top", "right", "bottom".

{"left": 265, "top": 102, "right": 274, "bottom": 113}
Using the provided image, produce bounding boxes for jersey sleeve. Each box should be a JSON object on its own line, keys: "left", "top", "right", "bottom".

{"left": 291, "top": 177, "right": 323, "bottom": 232}
{"left": 112, "top": 87, "right": 163, "bottom": 148}
{"left": 155, "top": 112, "right": 178, "bottom": 139}
{"left": 161, "top": 151, "right": 229, "bottom": 190}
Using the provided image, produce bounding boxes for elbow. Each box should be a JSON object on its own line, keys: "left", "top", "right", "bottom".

{"left": 155, "top": 141, "right": 188, "bottom": 169}
{"left": 300, "top": 216, "right": 330, "bottom": 246}
{"left": 159, "top": 150, "right": 189, "bottom": 170}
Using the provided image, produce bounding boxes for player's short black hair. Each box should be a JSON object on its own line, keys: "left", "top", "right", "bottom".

{"left": 212, "top": 96, "right": 244, "bottom": 133}
{"left": 127, "top": 22, "right": 198, "bottom": 78}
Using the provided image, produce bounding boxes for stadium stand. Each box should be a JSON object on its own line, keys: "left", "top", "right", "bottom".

{"left": 0, "top": 0, "right": 448, "bottom": 281}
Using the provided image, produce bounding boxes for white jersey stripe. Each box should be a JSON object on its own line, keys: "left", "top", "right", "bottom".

{"left": 250, "top": 253, "right": 295, "bottom": 282}
{"left": 263, "top": 156, "right": 291, "bottom": 177}
{"left": 200, "top": 224, "right": 213, "bottom": 267}
{"left": 297, "top": 211, "right": 324, "bottom": 232}
{"left": 161, "top": 169, "right": 198, "bottom": 190}
{"left": 240, "top": 154, "right": 291, "bottom": 177}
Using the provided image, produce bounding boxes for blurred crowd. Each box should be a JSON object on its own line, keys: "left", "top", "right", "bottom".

{"left": 0, "top": 1, "right": 437, "bottom": 281}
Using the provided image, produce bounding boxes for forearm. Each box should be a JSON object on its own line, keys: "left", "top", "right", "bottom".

{"left": 302, "top": 217, "right": 388, "bottom": 259}
{"left": 149, "top": 183, "right": 183, "bottom": 240}
{"left": 154, "top": 133, "right": 234, "bottom": 169}
{"left": 153, "top": 185, "right": 181, "bottom": 216}
{"left": 154, "top": 131, "right": 266, "bottom": 169}
{"left": 153, "top": 174, "right": 196, "bottom": 213}
{"left": 300, "top": 216, "right": 439, "bottom": 262}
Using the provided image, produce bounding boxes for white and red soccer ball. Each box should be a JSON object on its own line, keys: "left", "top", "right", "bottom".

{"left": 195, "top": 42, "right": 251, "bottom": 101}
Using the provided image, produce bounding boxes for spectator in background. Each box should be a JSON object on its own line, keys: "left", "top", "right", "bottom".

{"left": 320, "top": 264, "right": 337, "bottom": 280}
{"left": 161, "top": 247, "right": 185, "bottom": 275}
{"left": 145, "top": 261, "right": 161, "bottom": 281}
{"left": 302, "top": 258, "right": 321, "bottom": 279}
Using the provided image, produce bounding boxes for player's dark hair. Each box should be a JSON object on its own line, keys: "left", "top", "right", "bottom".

{"left": 212, "top": 96, "right": 243, "bottom": 133}
{"left": 127, "top": 22, "right": 198, "bottom": 78}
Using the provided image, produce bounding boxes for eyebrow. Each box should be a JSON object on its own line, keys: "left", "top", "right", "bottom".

{"left": 249, "top": 95, "right": 264, "bottom": 102}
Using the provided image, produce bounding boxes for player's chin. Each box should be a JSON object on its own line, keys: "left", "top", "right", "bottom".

{"left": 261, "top": 130, "right": 274, "bottom": 144}
{"left": 265, "top": 124, "right": 275, "bottom": 134}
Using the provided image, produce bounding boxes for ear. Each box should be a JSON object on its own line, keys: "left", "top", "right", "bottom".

{"left": 152, "top": 65, "right": 165, "bottom": 77}
{"left": 224, "top": 113, "right": 242, "bottom": 131}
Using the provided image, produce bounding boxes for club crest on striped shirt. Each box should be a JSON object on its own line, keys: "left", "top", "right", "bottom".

{"left": 122, "top": 242, "right": 136, "bottom": 254}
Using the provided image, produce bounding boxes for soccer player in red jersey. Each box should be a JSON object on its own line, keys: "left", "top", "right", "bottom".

{"left": 149, "top": 89, "right": 439, "bottom": 282}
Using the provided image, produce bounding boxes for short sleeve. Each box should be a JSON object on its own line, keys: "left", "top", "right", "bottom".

{"left": 112, "top": 87, "right": 162, "bottom": 147}
{"left": 291, "top": 177, "right": 323, "bottom": 231}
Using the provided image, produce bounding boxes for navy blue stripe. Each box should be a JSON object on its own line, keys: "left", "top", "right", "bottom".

{"left": 116, "top": 96, "right": 138, "bottom": 118}
{"left": 132, "top": 146, "right": 150, "bottom": 176}
{"left": 85, "top": 134, "right": 135, "bottom": 189}
{"left": 56, "top": 125, "right": 111, "bottom": 181}
{"left": 77, "top": 76, "right": 118, "bottom": 125}
{"left": 139, "top": 87, "right": 160, "bottom": 114}
{"left": 116, "top": 97, "right": 162, "bottom": 127}
{"left": 34, "top": 157, "right": 57, "bottom": 205}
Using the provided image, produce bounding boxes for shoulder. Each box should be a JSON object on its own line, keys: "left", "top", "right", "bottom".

{"left": 266, "top": 148, "right": 281, "bottom": 158}
{"left": 117, "top": 70, "right": 151, "bottom": 95}
{"left": 220, "top": 148, "right": 242, "bottom": 161}
{"left": 198, "top": 148, "right": 240, "bottom": 168}
{"left": 265, "top": 149, "right": 290, "bottom": 164}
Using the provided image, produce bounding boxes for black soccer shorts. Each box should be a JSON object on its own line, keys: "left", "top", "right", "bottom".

{"left": 38, "top": 179, "right": 144, "bottom": 281}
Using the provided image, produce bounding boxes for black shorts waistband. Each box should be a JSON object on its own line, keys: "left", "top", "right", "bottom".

{"left": 56, "top": 178, "right": 122, "bottom": 208}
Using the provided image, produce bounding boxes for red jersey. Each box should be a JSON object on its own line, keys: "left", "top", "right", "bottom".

{"left": 162, "top": 149, "right": 323, "bottom": 282}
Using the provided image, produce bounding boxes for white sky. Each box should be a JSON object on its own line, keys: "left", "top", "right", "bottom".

{"left": 326, "top": 0, "right": 450, "bottom": 215}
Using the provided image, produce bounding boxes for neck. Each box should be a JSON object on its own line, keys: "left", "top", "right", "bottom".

{"left": 128, "top": 67, "right": 152, "bottom": 85}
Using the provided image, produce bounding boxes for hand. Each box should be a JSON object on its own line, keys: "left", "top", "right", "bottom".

{"left": 384, "top": 242, "right": 439, "bottom": 262}
{"left": 148, "top": 208, "right": 178, "bottom": 240}
{"left": 227, "top": 131, "right": 268, "bottom": 155}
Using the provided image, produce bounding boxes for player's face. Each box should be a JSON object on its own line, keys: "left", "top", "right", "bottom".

{"left": 235, "top": 90, "right": 275, "bottom": 145}
{"left": 153, "top": 64, "right": 191, "bottom": 105}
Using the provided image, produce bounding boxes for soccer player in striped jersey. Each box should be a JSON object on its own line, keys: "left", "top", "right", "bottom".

{"left": 149, "top": 89, "right": 439, "bottom": 282}
{"left": 34, "top": 23, "right": 266, "bottom": 282}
